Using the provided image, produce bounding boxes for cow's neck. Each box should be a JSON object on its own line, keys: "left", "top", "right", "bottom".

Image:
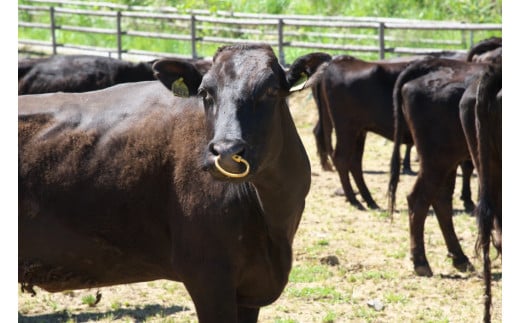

{"left": 251, "top": 103, "right": 311, "bottom": 244}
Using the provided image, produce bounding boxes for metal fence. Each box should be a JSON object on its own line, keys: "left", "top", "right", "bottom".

{"left": 18, "top": 0, "right": 502, "bottom": 65}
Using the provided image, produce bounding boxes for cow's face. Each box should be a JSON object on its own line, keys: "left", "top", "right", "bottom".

{"left": 154, "top": 45, "right": 327, "bottom": 182}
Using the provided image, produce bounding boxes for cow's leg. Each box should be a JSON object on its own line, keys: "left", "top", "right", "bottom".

{"left": 184, "top": 273, "right": 238, "bottom": 323}
{"left": 431, "top": 168, "right": 474, "bottom": 273}
{"left": 459, "top": 160, "right": 475, "bottom": 213}
{"left": 350, "top": 131, "right": 379, "bottom": 209}
{"left": 402, "top": 144, "right": 416, "bottom": 175}
{"left": 238, "top": 306, "right": 260, "bottom": 323}
{"left": 332, "top": 131, "right": 365, "bottom": 210}
{"left": 406, "top": 173, "right": 433, "bottom": 277}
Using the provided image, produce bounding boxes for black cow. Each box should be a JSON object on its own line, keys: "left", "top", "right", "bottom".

{"left": 310, "top": 54, "right": 475, "bottom": 211}
{"left": 387, "top": 57, "right": 492, "bottom": 277}
{"left": 18, "top": 54, "right": 212, "bottom": 95}
{"left": 19, "top": 44, "right": 326, "bottom": 323}
{"left": 467, "top": 37, "right": 502, "bottom": 63}
{"left": 459, "top": 63, "right": 502, "bottom": 323}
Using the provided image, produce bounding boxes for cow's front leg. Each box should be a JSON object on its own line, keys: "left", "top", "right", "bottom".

{"left": 238, "top": 306, "right": 260, "bottom": 323}
{"left": 184, "top": 269, "right": 239, "bottom": 323}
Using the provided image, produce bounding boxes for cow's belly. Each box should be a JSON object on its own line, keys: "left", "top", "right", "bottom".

{"left": 19, "top": 209, "right": 180, "bottom": 292}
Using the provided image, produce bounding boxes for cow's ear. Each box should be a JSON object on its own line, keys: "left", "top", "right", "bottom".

{"left": 153, "top": 59, "right": 204, "bottom": 97}
{"left": 289, "top": 72, "right": 309, "bottom": 92}
{"left": 286, "top": 52, "right": 331, "bottom": 92}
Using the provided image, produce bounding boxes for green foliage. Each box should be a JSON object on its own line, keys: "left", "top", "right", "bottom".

{"left": 18, "top": 0, "right": 501, "bottom": 63}
{"left": 81, "top": 294, "right": 98, "bottom": 307}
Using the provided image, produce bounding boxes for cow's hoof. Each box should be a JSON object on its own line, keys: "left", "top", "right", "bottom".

{"left": 402, "top": 168, "right": 417, "bottom": 176}
{"left": 366, "top": 202, "right": 380, "bottom": 210}
{"left": 414, "top": 265, "right": 433, "bottom": 277}
{"left": 453, "top": 259, "right": 475, "bottom": 273}
{"left": 350, "top": 201, "right": 366, "bottom": 211}
{"left": 464, "top": 201, "right": 476, "bottom": 214}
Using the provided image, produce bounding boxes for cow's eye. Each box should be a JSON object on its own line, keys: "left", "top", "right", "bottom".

{"left": 198, "top": 88, "right": 214, "bottom": 108}
{"left": 264, "top": 87, "right": 279, "bottom": 98}
{"left": 198, "top": 88, "right": 208, "bottom": 99}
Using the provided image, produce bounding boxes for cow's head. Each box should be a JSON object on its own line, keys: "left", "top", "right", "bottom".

{"left": 153, "top": 45, "right": 328, "bottom": 182}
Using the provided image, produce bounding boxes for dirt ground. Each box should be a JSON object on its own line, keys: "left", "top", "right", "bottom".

{"left": 18, "top": 88, "right": 502, "bottom": 322}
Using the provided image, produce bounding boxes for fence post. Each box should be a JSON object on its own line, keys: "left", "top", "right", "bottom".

{"left": 116, "top": 11, "right": 122, "bottom": 59}
{"left": 191, "top": 15, "right": 197, "bottom": 59}
{"left": 378, "top": 22, "right": 385, "bottom": 60}
{"left": 278, "top": 18, "right": 285, "bottom": 67}
{"left": 50, "top": 6, "right": 57, "bottom": 55}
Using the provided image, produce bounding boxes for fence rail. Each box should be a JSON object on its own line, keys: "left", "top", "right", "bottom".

{"left": 18, "top": 1, "right": 502, "bottom": 65}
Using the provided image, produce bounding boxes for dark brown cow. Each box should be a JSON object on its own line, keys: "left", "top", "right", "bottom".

{"left": 19, "top": 44, "right": 325, "bottom": 323}
{"left": 387, "top": 57, "right": 492, "bottom": 277}
{"left": 459, "top": 63, "right": 502, "bottom": 323}
{"left": 310, "top": 54, "right": 475, "bottom": 211}
{"left": 18, "top": 54, "right": 212, "bottom": 95}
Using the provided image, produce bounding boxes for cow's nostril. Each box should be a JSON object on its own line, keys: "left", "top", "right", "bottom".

{"left": 209, "top": 142, "right": 219, "bottom": 156}
{"left": 208, "top": 140, "right": 247, "bottom": 158}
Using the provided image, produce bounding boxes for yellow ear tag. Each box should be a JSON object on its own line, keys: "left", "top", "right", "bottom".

{"left": 172, "top": 77, "right": 190, "bottom": 97}
{"left": 289, "top": 72, "right": 308, "bottom": 92}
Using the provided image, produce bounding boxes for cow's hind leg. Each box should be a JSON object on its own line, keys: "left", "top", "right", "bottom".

{"left": 402, "top": 144, "right": 416, "bottom": 175}
{"left": 332, "top": 133, "right": 365, "bottom": 210}
{"left": 432, "top": 168, "right": 474, "bottom": 273}
{"left": 406, "top": 175, "right": 433, "bottom": 277}
{"left": 350, "top": 131, "right": 379, "bottom": 209}
{"left": 459, "top": 160, "right": 475, "bottom": 213}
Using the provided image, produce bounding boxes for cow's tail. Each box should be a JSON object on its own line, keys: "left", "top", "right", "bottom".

{"left": 312, "top": 74, "right": 335, "bottom": 171}
{"left": 387, "top": 58, "right": 439, "bottom": 218}
{"left": 473, "top": 63, "right": 502, "bottom": 323}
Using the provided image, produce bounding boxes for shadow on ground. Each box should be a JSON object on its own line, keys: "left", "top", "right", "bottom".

{"left": 19, "top": 304, "right": 190, "bottom": 322}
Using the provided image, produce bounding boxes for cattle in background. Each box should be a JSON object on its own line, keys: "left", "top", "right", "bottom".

{"left": 309, "top": 54, "right": 475, "bottom": 211}
{"left": 387, "top": 57, "right": 492, "bottom": 277}
{"left": 19, "top": 44, "right": 326, "bottom": 323}
{"left": 459, "top": 63, "right": 502, "bottom": 323}
{"left": 18, "top": 56, "right": 51, "bottom": 81}
{"left": 467, "top": 37, "right": 502, "bottom": 63}
{"left": 18, "top": 55, "right": 212, "bottom": 95}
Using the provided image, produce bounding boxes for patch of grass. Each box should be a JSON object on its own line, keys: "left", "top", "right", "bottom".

{"left": 317, "top": 239, "right": 329, "bottom": 246}
{"left": 289, "top": 264, "right": 332, "bottom": 283}
{"left": 286, "top": 286, "right": 349, "bottom": 303}
{"left": 274, "top": 318, "right": 299, "bottom": 323}
{"left": 352, "top": 305, "right": 378, "bottom": 321}
{"left": 111, "top": 301, "right": 122, "bottom": 311}
{"left": 385, "top": 249, "right": 407, "bottom": 260}
{"left": 322, "top": 310, "right": 337, "bottom": 323}
{"left": 359, "top": 270, "right": 397, "bottom": 282}
{"left": 384, "top": 292, "right": 409, "bottom": 305}
{"left": 81, "top": 294, "right": 98, "bottom": 307}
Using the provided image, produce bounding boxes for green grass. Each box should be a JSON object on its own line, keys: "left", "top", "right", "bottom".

{"left": 80, "top": 294, "right": 98, "bottom": 307}
{"left": 289, "top": 264, "right": 332, "bottom": 282}
{"left": 286, "top": 286, "right": 350, "bottom": 303}
{"left": 18, "top": 0, "right": 501, "bottom": 63}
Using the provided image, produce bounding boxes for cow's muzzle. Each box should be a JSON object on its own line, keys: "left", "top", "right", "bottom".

{"left": 206, "top": 140, "right": 251, "bottom": 179}
{"left": 214, "top": 154, "right": 250, "bottom": 178}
